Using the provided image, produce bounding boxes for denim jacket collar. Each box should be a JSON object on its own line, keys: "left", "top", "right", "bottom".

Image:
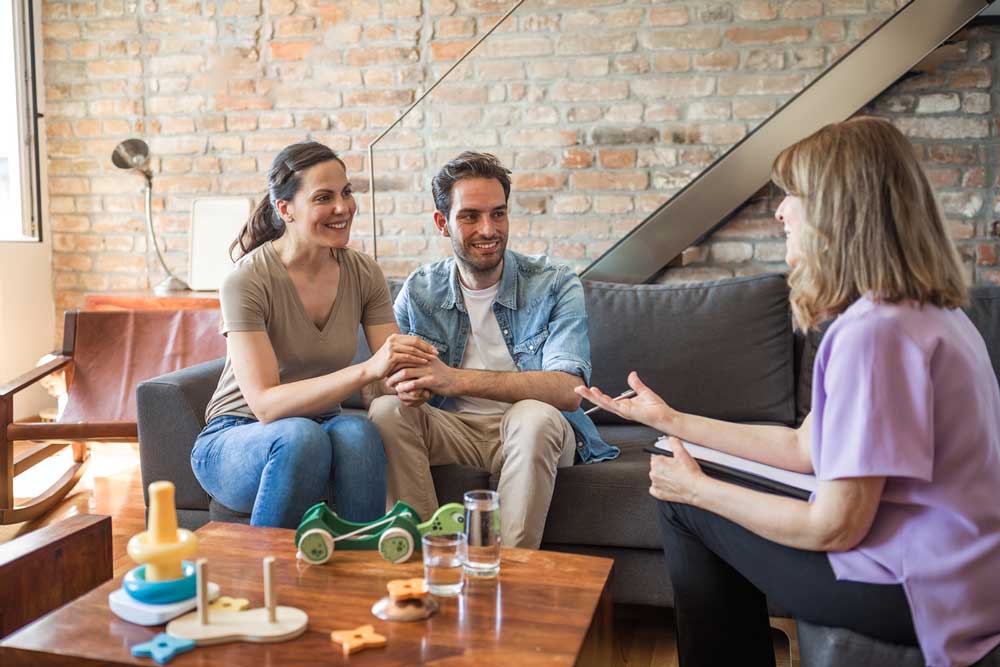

{"left": 442, "top": 251, "right": 519, "bottom": 313}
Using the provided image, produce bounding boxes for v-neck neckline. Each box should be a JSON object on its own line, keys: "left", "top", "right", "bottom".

{"left": 267, "top": 241, "right": 345, "bottom": 336}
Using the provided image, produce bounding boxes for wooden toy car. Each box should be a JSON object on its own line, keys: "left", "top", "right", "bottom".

{"left": 294, "top": 501, "right": 465, "bottom": 565}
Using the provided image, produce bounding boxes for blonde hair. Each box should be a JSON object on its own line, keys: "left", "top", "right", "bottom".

{"left": 771, "top": 116, "right": 967, "bottom": 331}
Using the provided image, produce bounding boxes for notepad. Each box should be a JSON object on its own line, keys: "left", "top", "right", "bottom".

{"left": 647, "top": 436, "right": 818, "bottom": 500}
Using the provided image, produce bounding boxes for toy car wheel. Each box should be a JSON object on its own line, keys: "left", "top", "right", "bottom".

{"left": 297, "top": 528, "right": 335, "bottom": 565}
{"left": 378, "top": 527, "right": 414, "bottom": 564}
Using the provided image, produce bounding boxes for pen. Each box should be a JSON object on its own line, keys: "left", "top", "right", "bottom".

{"left": 583, "top": 389, "right": 637, "bottom": 415}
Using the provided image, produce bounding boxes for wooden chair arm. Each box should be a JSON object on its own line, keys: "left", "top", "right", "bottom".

{"left": 0, "top": 355, "right": 73, "bottom": 399}
{"left": 6, "top": 421, "right": 137, "bottom": 441}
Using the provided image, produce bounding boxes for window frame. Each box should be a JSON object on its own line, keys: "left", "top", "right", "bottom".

{"left": 1, "top": 0, "right": 43, "bottom": 244}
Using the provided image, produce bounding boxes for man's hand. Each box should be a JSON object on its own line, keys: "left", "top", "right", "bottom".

{"left": 387, "top": 356, "right": 460, "bottom": 397}
{"left": 396, "top": 387, "right": 432, "bottom": 408}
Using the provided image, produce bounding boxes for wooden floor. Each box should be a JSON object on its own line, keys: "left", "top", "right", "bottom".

{"left": 2, "top": 443, "right": 795, "bottom": 667}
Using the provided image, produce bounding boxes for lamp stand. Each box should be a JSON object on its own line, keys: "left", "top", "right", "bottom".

{"left": 143, "top": 180, "right": 191, "bottom": 293}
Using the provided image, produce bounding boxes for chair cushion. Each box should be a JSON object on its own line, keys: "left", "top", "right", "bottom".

{"left": 796, "top": 620, "right": 1000, "bottom": 667}
{"left": 583, "top": 274, "right": 796, "bottom": 426}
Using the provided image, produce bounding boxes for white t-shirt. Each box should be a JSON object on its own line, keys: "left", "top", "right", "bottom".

{"left": 450, "top": 281, "right": 518, "bottom": 415}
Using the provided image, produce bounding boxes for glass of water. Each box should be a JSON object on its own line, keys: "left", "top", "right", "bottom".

{"left": 463, "top": 490, "right": 501, "bottom": 578}
{"left": 422, "top": 533, "right": 466, "bottom": 596}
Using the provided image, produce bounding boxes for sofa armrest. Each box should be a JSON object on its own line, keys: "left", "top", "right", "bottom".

{"left": 136, "top": 358, "right": 224, "bottom": 512}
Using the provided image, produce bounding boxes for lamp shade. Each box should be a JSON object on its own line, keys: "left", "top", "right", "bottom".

{"left": 111, "top": 138, "right": 151, "bottom": 174}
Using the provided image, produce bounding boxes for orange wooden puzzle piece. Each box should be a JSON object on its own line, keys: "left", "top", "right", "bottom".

{"left": 386, "top": 578, "right": 428, "bottom": 601}
{"left": 330, "top": 625, "right": 387, "bottom": 655}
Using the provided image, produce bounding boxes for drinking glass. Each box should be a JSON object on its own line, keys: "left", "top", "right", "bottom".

{"left": 463, "top": 490, "right": 501, "bottom": 577}
{"left": 422, "top": 533, "right": 466, "bottom": 596}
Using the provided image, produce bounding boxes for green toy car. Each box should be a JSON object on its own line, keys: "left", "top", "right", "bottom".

{"left": 294, "top": 501, "right": 466, "bottom": 565}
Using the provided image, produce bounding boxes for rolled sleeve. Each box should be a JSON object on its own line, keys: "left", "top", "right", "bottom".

{"left": 540, "top": 273, "right": 592, "bottom": 385}
{"left": 543, "top": 353, "right": 592, "bottom": 385}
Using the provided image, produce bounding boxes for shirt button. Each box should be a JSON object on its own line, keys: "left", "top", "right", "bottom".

{"left": 528, "top": 345, "right": 533, "bottom": 351}
{"left": 503, "top": 329, "right": 509, "bottom": 335}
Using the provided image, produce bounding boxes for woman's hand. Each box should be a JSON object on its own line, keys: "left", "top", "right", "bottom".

{"left": 575, "top": 371, "right": 677, "bottom": 430}
{"left": 649, "top": 437, "right": 707, "bottom": 506}
{"left": 365, "top": 334, "right": 438, "bottom": 381}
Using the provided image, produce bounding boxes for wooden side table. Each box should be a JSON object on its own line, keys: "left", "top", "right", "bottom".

{"left": 83, "top": 291, "right": 220, "bottom": 311}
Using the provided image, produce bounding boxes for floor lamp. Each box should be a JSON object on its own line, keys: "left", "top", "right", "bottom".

{"left": 111, "top": 138, "right": 191, "bottom": 294}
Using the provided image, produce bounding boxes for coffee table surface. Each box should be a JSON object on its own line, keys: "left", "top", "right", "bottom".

{"left": 0, "top": 521, "right": 614, "bottom": 666}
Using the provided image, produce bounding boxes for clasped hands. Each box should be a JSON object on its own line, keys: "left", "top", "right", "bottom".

{"left": 366, "top": 334, "right": 456, "bottom": 408}
{"left": 574, "top": 371, "right": 706, "bottom": 506}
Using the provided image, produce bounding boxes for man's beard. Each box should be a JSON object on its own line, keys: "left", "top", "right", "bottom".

{"left": 453, "top": 235, "right": 506, "bottom": 275}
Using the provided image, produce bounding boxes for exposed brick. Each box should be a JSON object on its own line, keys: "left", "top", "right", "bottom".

{"left": 599, "top": 149, "right": 637, "bottom": 169}
{"left": 632, "top": 76, "right": 715, "bottom": 99}
{"left": 552, "top": 81, "right": 629, "bottom": 102}
{"left": 591, "top": 127, "right": 660, "bottom": 145}
{"left": 736, "top": 1, "right": 778, "bottom": 21}
{"left": 270, "top": 41, "right": 316, "bottom": 61}
{"left": 895, "top": 117, "right": 990, "bottom": 140}
{"left": 916, "top": 93, "right": 961, "bottom": 114}
{"left": 553, "top": 195, "right": 591, "bottom": 215}
{"left": 435, "top": 17, "right": 474, "bottom": 38}
{"left": 782, "top": 0, "right": 822, "bottom": 19}
{"left": 710, "top": 241, "right": 754, "bottom": 263}
{"left": 725, "top": 25, "right": 810, "bottom": 45}
{"left": 502, "top": 129, "right": 577, "bottom": 148}
{"left": 512, "top": 173, "right": 566, "bottom": 191}
{"left": 650, "top": 7, "right": 689, "bottom": 26}
{"left": 640, "top": 28, "right": 721, "bottom": 51}
{"left": 35, "top": 1, "right": 1000, "bottom": 294}
{"left": 430, "top": 40, "right": 473, "bottom": 61}
{"left": 718, "top": 73, "right": 807, "bottom": 96}
{"left": 561, "top": 149, "right": 594, "bottom": 169}
{"left": 570, "top": 171, "right": 649, "bottom": 191}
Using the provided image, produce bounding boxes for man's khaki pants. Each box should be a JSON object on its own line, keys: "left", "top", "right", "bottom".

{"left": 368, "top": 396, "right": 576, "bottom": 549}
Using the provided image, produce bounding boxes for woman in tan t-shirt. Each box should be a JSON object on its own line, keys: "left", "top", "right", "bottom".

{"left": 192, "top": 141, "right": 437, "bottom": 528}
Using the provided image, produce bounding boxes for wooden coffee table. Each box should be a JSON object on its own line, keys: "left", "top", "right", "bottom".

{"left": 0, "top": 522, "right": 614, "bottom": 666}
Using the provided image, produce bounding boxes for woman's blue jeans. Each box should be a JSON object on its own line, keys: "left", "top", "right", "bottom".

{"left": 191, "top": 413, "right": 387, "bottom": 528}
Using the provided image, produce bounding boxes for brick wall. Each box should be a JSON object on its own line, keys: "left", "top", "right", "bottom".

{"left": 40, "top": 0, "right": 997, "bottom": 329}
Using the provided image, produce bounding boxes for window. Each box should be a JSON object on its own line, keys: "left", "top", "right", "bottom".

{"left": 0, "top": 0, "right": 41, "bottom": 242}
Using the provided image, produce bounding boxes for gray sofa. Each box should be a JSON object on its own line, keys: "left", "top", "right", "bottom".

{"left": 137, "top": 273, "right": 1000, "bottom": 612}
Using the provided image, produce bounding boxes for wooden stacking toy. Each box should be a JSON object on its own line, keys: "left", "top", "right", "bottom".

{"left": 386, "top": 578, "right": 429, "bottom": 601}
{"left": 371, "top": 577, "right": 438, "bottom": 622}
{"left": 129, "top": 481, "right": 198, "bottom": 580}
{"left": 330, "top": 625, "right": 387, "bottom": 656}
{"left": 110, "top": 481, "right": 221, "bottom": 625}
{"left": 166, "top": 557, "right": 308, "bottom": 645}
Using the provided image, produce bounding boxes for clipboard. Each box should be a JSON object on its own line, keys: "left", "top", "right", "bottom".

{"left": 644, "top": 446, "right": 814, "bottom": 501}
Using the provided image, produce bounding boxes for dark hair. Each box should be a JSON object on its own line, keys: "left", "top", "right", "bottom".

{"left": 230, "top": 141, "right": 346, "bottom": 260}
{"left": 431, "top": 151, "right": 512, "bottom": 220}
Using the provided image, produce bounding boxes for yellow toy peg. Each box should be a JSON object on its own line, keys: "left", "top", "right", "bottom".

{"left": 127, "top": 481, "right": 197, "bottom": 581}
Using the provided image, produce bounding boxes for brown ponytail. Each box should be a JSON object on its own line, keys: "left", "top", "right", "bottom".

{"left": 229, "top": 141, "right": 347, "bottom": 260}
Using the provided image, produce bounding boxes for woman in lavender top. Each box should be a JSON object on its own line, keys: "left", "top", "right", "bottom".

{"left": 577, "top": 117, "right": 1000, "bottom": 667}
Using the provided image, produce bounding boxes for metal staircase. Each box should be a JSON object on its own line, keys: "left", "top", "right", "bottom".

{"left": 580, "top": 0, "right": 994, "bottom": 285}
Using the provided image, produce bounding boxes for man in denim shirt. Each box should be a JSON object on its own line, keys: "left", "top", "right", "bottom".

{"left": 369, "top": 152, "right": 618, "bottom": 549}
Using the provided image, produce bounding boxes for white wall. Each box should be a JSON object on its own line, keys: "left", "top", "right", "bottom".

{"left": 0, "top": 241, "right": 55, "bottom": 419}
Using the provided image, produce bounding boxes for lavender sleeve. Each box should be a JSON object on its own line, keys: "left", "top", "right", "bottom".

{"left": 813, "top": 316, "right": 935, "bottom": 482}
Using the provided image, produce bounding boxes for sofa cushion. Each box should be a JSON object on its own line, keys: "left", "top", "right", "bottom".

{"left": 583, "top": 274, "right": 796, "bottom": 426}
{"left": 544, "top": 428, "right": 662, "bottom": 549}
{"left": 967, "top": 286, "right": 1000, "bottom": 385}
